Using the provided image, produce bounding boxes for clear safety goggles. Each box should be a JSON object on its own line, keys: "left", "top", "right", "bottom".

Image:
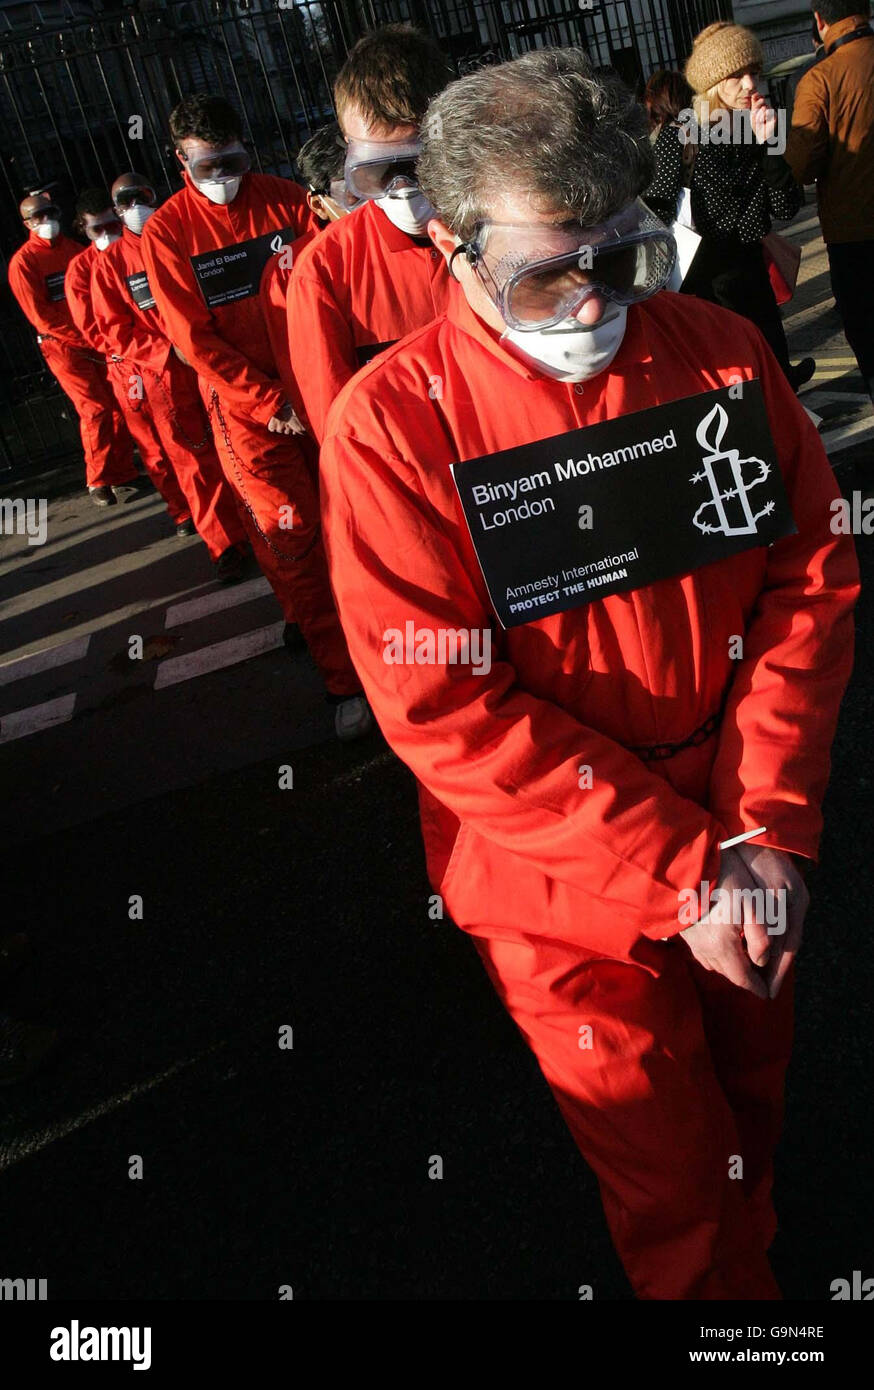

{"left": 463, "top": 199, "right": 676, "bottom": 331}
{"left": 113, "top": 185, "right": 156, "bottom": 210}
{"left": 326, "top": 177, "right": 362, "bottom": 211}
{"left": 343, "top": 137, "right": 422, "bottom": 201}
{"left": 185, "top": 145, "right": 251, "bottom": 184}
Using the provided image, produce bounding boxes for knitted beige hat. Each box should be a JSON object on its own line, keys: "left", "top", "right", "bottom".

{"left": 684, "top": 21, "right": 764, "bottom": 95}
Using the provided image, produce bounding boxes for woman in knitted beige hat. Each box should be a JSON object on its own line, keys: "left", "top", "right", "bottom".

{"left": 645, "top": 21, "right": 815, "bottom": 392}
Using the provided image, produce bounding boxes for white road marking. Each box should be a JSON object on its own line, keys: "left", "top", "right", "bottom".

{"left": 0, "top": 494, "right": 164, "bottom": 582}
{"left": 154, "top": 621, "right": 285, "bottom": 689}
{"left": 165, "top": 576, "right": 273, "bottom": 629}
{"left": 2, "top": 533, "right": 198, "bottom": 624}
{"left": 0, "top": 633, "right": 90, "bottom": 687}
{"left": 781, "top": 214, "right": 824, "bottom": 239}
{"left": 822, "top": 415, "right": 874, "bottom": 455}
{"left": 801, "top": 390, "right": 871, "bottom": 406}
{"left": 806, "top": 356, "right": 861, "bottom": 366}
{"left": 0, "top": 1040, "right": 228, "bottom": 1174}
{"left": 0, "top": 692, "right": 76, "bottom": 744}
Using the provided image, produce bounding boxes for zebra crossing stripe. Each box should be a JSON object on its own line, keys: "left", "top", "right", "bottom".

{"left": 0, "top": 634, "right": 90, "bottom": 688}
{"left": 0, "top": 693, "right": 76, "bottom": 744}
{"left": 164, "top": 576, "right": 273, "bottom": 629}
{"left": 154, "top": 622, "right": 285, "bottom": 689}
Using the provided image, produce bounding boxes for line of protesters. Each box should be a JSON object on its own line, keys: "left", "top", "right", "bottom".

{"left": 3, "top": 13, "right": 869, "bottom": 1303}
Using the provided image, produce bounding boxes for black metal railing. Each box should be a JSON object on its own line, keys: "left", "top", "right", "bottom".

{"left": 0, "top": 0, "right": 728, "bottom": 475}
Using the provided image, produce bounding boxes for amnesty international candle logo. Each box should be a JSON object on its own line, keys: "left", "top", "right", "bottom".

{"left": 450, "top": 381, "right": 796, "bottom": 629}
{"left": 691, "top": 402, "right": 774, "bottom": 537}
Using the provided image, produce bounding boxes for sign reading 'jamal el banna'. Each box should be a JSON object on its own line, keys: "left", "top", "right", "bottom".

{"left": 450, "top": 381, "right": 796, "bottom": 630}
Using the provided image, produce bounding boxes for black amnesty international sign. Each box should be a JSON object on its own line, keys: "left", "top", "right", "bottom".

{"left": 190, "top": 225, "right": 295, "bottom": 309}
{"left": 450, "top": 381, "right": 796, "bottom": 629}
{"left": 125, "top": 271, "right": 156, "bottom": 311}
{"left": 44, "top": 271, "right": 66, "bottom": 303}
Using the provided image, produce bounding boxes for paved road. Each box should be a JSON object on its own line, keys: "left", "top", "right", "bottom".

{"left": 0, "top": 207, "right": 872, "bottom": 1299}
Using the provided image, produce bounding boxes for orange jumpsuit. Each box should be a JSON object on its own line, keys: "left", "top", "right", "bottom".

{"left": 320, "top": 285, "right": 859, "bottom": 1299}
{"left": 286, "top": 198, "right": 452, "bottom": 443}
{"left": 141, "top": 173, "right": 358, "bottom": 694}
{"left": 8, "top": 232, "right": 136, "bottom": 488}
{"left": 89, "top": 229, "right": 247, "bottom": 560}
{"left": 65, "top": 242, "right": 189, "bottom": 522}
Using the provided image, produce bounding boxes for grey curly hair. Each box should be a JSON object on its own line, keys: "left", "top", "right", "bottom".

{"left": 417, "top": 47, "right": 654, "bottom": 240}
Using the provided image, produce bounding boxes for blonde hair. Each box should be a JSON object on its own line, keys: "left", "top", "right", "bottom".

{"left": 693, "top": 84, "right": 730, "bottom": 124}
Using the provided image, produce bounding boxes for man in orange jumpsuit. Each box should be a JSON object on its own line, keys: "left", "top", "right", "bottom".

{"left": 65, "top": 186, "right": 194, "bottom": 535}
{"left": 286, "top": 25, "right": 454, "bottom": 443}
{"left": 141, "top": 96, "right": 370, "bottom": 737}
{"left": 8, "top": 191, "right": 138, "bottom": 506}
{"left": 89, "top": 172, "right": 249, "bottom": 580}
{"left": 320, "top": 50, "right": 860, "bottom": 1298}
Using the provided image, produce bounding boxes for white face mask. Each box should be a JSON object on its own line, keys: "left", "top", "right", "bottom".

{"left": 122, "top": 204, "right": 156, "bottom": 236}
{"left": 375, "top": 187, "right": 435, "bottom": 237}
{"left": 94, "top": 231, "right": 121, "bottom": 251}
{"left": 197, "top": 176, "right": 242, "bottom": 206}
{"left": 502, "top": 306, "right": 629, "bottom": 382}
{"left": 34, "top": 219, "right": 60, "bottom": 241}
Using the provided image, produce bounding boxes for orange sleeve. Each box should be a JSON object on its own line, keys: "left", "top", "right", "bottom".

{"left": 140, "top": 216, "right": 285, "bottom": 425}
{"left": 707, "top": 337, "right": 859, "bottom": 861}
{"left": 66, "top": 255, "right": 104, "bottom": 352}
{"left": 287, "top": 261, "right": 359, "bottom": 444}
{"left": 90, "top": 256, "right": 172, "bottom": 376}
{"left": 320, "top": 410, "right": 726, "bottom": 944}
{"left": 8, "top": 251, "right": 86, "bottom": 350}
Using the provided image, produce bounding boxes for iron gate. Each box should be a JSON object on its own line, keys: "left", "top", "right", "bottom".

{"left": 0, "top": 0, "right": 728, "bottom": 475}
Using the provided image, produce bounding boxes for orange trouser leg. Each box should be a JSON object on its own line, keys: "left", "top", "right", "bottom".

{"left": 205, "top": 384, "right": 361, "bottom": 697}
{"left": 471, "top": 931, "right": 793, "bottom": 1299}
{"left": 107, "top": 364, "right": 190, "bottom": 523}
{"left": 39, "top": 338, "right": 136, "bottom": 488}
{"left": 142, "top": 360, "right": 246, "bottom": 561}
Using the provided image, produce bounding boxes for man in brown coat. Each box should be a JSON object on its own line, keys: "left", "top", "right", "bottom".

{"left": 786, "top": 2, "right": 874, "bottom": 404}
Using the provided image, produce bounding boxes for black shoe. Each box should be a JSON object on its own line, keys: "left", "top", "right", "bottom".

{"left": 89, "top": 485, "right": 116, "bottom": 508}
{"left": 282, "top": 621, "right": 307, "bottom": 656}
{"left": 787, "top": 357, "right": 816, "bottom": 392}
{"left": 215, "top": 546, "right": 245, "bottom": 584}
{"left": 175, "top": 518, "right": 197, "bottom": 538}
{"left": 0, "top": 1014, "right": 59, "bottom": 1087}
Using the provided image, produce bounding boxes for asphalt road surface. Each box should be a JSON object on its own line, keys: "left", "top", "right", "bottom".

{"left": 1, "top": 210, "right": 872, "bottom": 1300}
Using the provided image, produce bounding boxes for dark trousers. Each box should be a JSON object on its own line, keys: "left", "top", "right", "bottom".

{"left": 828, "top": 240, "right": 874, "bottom": 403}
{"left": 681, "top": 238, "right": 793, "bottom": 381}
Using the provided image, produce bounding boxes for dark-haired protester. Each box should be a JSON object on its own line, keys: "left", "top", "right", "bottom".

{"left": 89, "top": 173, "right": 250, "bottom": 577}
{"left": 645, "top": 22, "right": 815, "bottom": 392}
{"left": 287, "top": 24, "right": 453, "bottom": 443}
{"left": 299, "top": 122, "right": 362, "bottom": 225}
{"left": 260, "top": 123, "right": 359, "bottom": 421}
{"left": 67, "top": 186, "right": 195, "bottom": 534}
{"left": 8, "top": 191, "right": 139, "bottom": 507}
{"left": 141, "top": 95, "right": 370, "bottom": 737}
{"left": 320, "top": 49, "right": 858, "bottom": 1298}
{"left": 643, "top": 68, "right": 693, "bottom": 140}
{"left": 785, "top": 2, "right": 874, "bottom": 406}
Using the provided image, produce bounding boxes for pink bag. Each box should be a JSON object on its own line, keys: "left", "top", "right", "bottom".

{"left": 762, "top": 231, "right": 802, "bottom": 305}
